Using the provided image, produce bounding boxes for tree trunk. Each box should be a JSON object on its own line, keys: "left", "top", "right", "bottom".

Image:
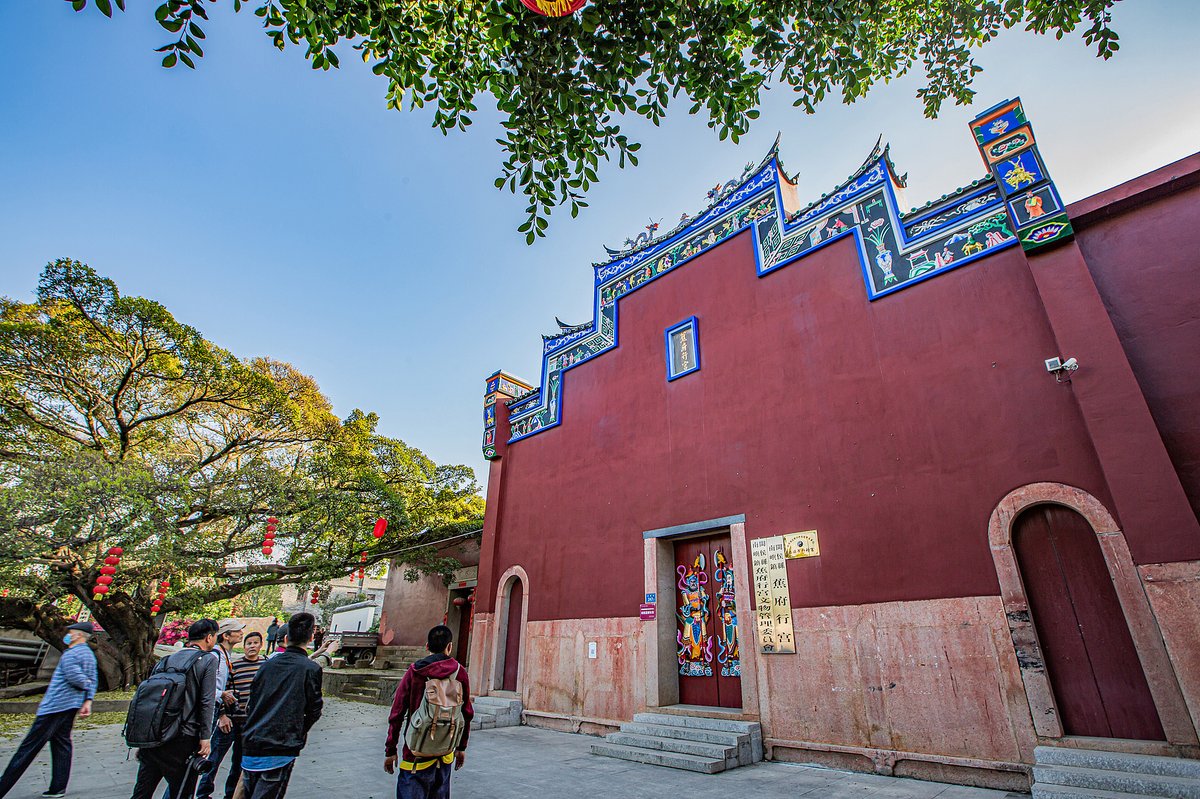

{"left": 87, "top": 592, "right": 158, "bottom": 687}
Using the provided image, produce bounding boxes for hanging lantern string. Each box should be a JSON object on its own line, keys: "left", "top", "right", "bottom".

{"left": 93, "top": 546, "right": 123, "bottom": 601}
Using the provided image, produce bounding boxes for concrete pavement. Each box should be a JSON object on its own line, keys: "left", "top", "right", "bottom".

{"left": 0, "top": 697, "right": 1025, "bottom": 798}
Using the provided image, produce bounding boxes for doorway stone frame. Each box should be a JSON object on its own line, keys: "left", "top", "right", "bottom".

{"left": 987, "top": 482, "right": 1196, "bottom": 745}
{"left": 642, "top": 514, "right": 761, "bottom": 718}
{"left": 490, "top": 565, "right": 529, "bottom": 696}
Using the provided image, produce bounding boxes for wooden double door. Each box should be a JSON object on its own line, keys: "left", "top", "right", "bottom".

{"left": 1014, "top": 505, "right": 1164, "bottom": 740}
{"left": 674, "top": 532, "right": 742, "bottom": 708}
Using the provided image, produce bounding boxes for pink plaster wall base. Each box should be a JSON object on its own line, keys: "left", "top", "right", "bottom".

{"left": 761, "top": 596, "right": 1036, "bottom": 765}
{"left": 1140, "top": 560, "right": 1200, "bottom": 733}
{"left": 521, "top": 617, "right": 646, "bottom": 725}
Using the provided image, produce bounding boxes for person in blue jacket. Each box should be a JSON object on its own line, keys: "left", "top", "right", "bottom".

{"left": 0, "top": 621, "right": 98, "bottom": 799}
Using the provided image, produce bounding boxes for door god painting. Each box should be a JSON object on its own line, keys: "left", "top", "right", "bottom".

{"left": 677, "top": 553, "right": 713, "bottom": 676}
{"left": 713, "top": 548, "right": 740, "bottom": 678}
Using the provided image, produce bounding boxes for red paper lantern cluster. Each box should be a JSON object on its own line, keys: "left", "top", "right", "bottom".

{"left": 262, "top": 517, "right": 278, "bottom": 557}
{"left": 309, "top": 586, "right": 320, "bottom": 605}
{"left": 372, "top": 518, "right": 388, "bottom": 539}
{"left": 356, "top": 551, "right": 368, "bottom": 581}
{"left": 151, "top": 579, "right": 170, "bottom": 614}
{"left": 93, "top": 547, "right": 123, "bottom": 601}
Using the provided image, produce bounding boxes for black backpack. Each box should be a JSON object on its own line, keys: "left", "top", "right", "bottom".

{"left": 123, "top": 648, "right": 205, "bottom": 749}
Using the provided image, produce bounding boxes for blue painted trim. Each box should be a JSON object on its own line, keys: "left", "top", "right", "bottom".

{"left": 643, "top": 514, "right": 747, "bottom": 540}
{"left": 665, "top": 316, "right": 701, "bottom": 381}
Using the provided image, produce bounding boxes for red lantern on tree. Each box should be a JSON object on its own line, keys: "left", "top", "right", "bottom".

{"left": 372, "top": 518, "right": 388, "bottom": 539}
{"left": 261, "top": 516, "right": 279, "bottom": 558}
{"left": 94, "top": 546, "right": 124, "bottom": 601}
{"left": 309, "top": 586, "right": 320, "bottom": 605}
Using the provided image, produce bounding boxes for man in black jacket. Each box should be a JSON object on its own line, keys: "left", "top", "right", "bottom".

{"left": 130, "top": 618, "right": 219, "bottom": 799}
{"left": 238, "top": 612, "right": 323, "bottom": 799}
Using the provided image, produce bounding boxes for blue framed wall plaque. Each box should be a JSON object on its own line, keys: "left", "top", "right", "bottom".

{"left": 665, "top": 316, "right": 701, "bottom": 381}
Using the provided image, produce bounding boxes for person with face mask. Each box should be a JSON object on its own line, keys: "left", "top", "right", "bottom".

{"left": 0, "top": 621, "right": 98, "bottom": 799}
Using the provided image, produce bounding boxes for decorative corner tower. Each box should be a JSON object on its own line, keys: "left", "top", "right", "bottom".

{"left": 483, "top": 370, "right": 533, "bottom": 459}
{"left": 970, "top": 98, "right": 1074, "bottom": 251}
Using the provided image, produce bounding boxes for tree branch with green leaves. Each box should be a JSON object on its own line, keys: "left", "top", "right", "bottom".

{"left": 64, "top": 0, "right": 1119, "bottom": 242}
{"left": 0, "top": 260, "right": 484, "bottom": 685}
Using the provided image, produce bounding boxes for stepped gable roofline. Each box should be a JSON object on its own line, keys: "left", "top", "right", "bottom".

{"left": 484, "top": 96, "right": 1068, "bottom": 458}
{"left": 591, "top": 135, "right": 785, "bottom": 271}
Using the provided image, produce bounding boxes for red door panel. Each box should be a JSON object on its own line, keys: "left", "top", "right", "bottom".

{"left": 675, "top": 532, "right": 742, "bottom": 709}
{"left": 502, "top": 580, "right": 523, "bottom": 692}
{"left": 1014, "top": 505, "right": 1164, "bottom": 740}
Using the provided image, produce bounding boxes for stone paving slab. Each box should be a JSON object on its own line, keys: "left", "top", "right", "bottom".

{"left": 0, "top": 698, "right": 1026, "bottom": 799}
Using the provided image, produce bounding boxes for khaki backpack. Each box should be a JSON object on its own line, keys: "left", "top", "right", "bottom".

{"left": 403, "top": 665, "right": 465, "bottom": 758}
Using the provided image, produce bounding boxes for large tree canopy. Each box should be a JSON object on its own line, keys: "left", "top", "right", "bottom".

{"left": 66, "top": 0, "right": 1119, "bottom": 241}
{"left": 0, "top": 260, "right": 483, "bottom": 684}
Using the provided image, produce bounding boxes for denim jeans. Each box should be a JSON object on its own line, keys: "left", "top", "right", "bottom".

{"left": 195, "top": 718, "right": 241, "bottom": 799}
{"left": 395, "top": 761, "right": 452, "bottom": 799}
{"left": 242, "top": 763, "right": 294, "bottom": 799}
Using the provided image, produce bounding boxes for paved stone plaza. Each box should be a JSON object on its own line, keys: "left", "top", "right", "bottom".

{"left": 0, "top": 698, "right": 1025, "bottom": 799}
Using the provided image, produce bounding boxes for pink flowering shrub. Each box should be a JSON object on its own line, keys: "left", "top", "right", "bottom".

{"left": 157, "top": 618, "right": 194, "bottom": 645}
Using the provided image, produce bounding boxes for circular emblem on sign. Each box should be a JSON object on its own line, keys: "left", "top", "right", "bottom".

{"left": 520, "top": 0, "right": 586, "bottom": 16}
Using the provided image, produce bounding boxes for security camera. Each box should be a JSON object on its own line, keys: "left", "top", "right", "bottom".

{"left": 1044, "top": 357, "right": 1062, "bottom": 373}
{"left": 1061, "top": 357, "right": 1078, "bottom": 371}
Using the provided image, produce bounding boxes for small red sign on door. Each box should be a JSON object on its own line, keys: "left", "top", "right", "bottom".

{"left": 639, "top": 603, "right": 656, "bottom": 621}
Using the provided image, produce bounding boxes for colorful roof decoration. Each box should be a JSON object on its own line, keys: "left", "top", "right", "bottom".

{"left": 482, "top": 98, "right": 1071, "bottom": 459}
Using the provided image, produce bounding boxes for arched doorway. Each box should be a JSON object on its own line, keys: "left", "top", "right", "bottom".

{"left": 501, "top": 577, "right": 523, "bottom": 692}
{"left": 1012, "top": 504, "right": 1164, "bottom": 740}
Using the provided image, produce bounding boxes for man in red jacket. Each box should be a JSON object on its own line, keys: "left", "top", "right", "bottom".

{"left": 384, "top": 625, "right": 473, "bottom": 799}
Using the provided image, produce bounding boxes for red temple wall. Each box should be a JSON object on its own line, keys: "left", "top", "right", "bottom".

{"left": 480, "top": 229, "right": 1121, "bottom": 620}
{"left": 1072, "top": 158, "right": 1200, "bottom": 525}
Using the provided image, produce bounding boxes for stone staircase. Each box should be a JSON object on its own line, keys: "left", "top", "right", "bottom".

{"left": 1033, "top": 745, "right": 1200, "bottom": 798}
{"left": 591, "top": 712, "right": 763, "bottom": 774}
{"left": 471, "top": 695, "right": 523, "bottom": 730}
{"left": 324, "top": 671, "right": 404, "bottom": 705}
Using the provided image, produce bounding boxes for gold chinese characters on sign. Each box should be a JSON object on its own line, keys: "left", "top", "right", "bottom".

{"left": 782, "top": 530, "right": 819, "bottom": 559}
{"left": 749, "top": 536, "right": 796, "bottom": 654}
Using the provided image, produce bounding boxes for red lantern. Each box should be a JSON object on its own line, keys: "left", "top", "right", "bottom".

{"left": 100, "top": 566, "right": 116, "bottom": 575}
{"left": 267, "top": 517, "right": 278, "bottom": 524}
{"left": 519, "top": 0, "right": 586, "bottom": 16}
{"left": 360, "top": 551, "right": 368, "bottom": 562}
{"left": 93, "top": 584, "right": 109, "bottom": 595}
{"left": 96, "top": 575, "right": 113, "bottom": 585}
{"left": 160, "top": 580, "right": 170, "bottom": 588}
{"left": 262, "top": 547, "right": 273, "bottom": 556}
{"left": 452, "top": 597, "right": 467, "bottom": 607}
{"left": 372, "top": 518, "right": 388, "bottom": 538}
{"left": 266, "top": 525, "right": 276, "bottom": 533}
{"left": 104, "top": 556, "right": 120, "bottom": 566}
{"left": 108, "top": 546, "right": 123, "bottom": 556}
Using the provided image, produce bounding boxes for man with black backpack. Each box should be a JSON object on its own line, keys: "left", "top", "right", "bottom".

{"left": 127, "top": 618, "right": 219, "bottom": 799}
{"left": 383, "top": 625, "right": 474, "bottom": 799}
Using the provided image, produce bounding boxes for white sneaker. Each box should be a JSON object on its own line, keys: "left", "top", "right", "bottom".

{"left": 41, "top": 792, "right": 66, "bottom": 799}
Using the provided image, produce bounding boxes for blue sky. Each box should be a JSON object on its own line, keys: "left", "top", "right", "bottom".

{"left": 1, "top": 1, "right": 1198, "bottom": 486}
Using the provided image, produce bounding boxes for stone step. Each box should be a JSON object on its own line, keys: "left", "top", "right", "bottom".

{"left": 590, "top": 742, "right": 725, "bottom": 774}
{"left": 1036, "top": 746, "right": 1200, "bottom": 780}
{"left": 632, "top": 712, "right": 760, "bottom": 736}
{"left": 1033, "top": 786, "right": 1193, "bottom": 799}
{"left": 606, "top": 732, "right": 736, "bottom": 762}
{"left": 620, "top": 722, "right": 745, "bottom": 748}
{"left": 1033, "top": 764, "right": 1200, "bottom": 799}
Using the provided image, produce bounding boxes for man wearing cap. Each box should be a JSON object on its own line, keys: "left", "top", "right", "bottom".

{"left": 192, "top": 619, "right": 245, "bottom": 799}
{"left": 0, "top": 621, "right": 97, "bottom": 799}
